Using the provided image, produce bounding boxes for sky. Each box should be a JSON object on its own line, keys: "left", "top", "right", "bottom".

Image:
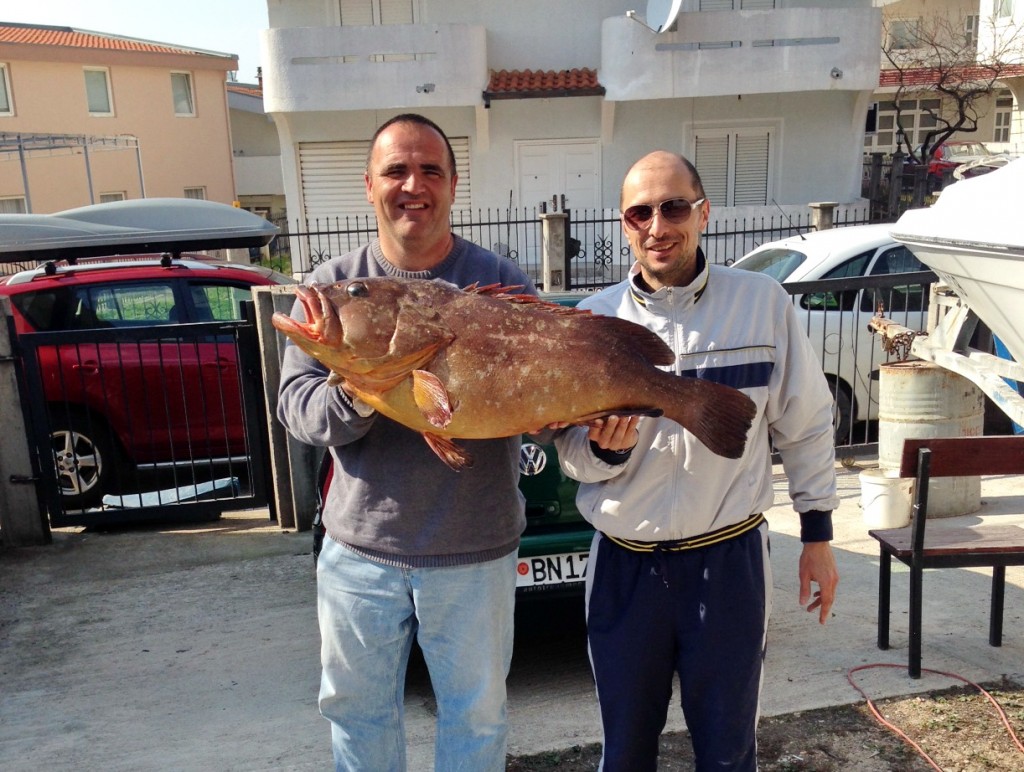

{"left": 2, "top": 0, "right": 269, "bottom": 84}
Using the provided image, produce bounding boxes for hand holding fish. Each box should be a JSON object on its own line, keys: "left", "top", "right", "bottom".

{"left": 587, "top": 415, "right": 641, "bottom": 453}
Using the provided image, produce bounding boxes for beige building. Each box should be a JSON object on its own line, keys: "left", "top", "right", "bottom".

{"left": 867, "top": 0, "right": 1024, "bottom": 156}
{"left": 228, "top": 78, "right": 286, "bottom": 223}
{"left": 0, "top": 22, "right": 238, "bottom": 214}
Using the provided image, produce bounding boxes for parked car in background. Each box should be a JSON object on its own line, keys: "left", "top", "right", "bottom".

{"left": 906, "top": 141, "right": 1001, "bottom": 189}
{"left": 731, "top": 224, "right": 934, "bottom": 441}
{"left": 0, "top": 199, "right": 287, "bottom": 507}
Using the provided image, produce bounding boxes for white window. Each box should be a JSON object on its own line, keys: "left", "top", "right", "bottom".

{"left": 184, "top": 187, "right": 207, "bottom": 200}
{"left": 692, "top": 127, "right": 773, "bottom": 207}
{"left": 995, "top": 94, "right": 1013, "bottom": 143}
{"left": 100, "top": 192, "right": 126, "bottom": 204}
{"left": 0, "top": 197, "right": 27, "bottom": 214}
{"left": 889, "top": 18, "right": 921, "bottom": 50}
{"left": 862, "top": 97, "right": 942, "bottom": 155}
{"left": 965, "top": 14, "right": 980, "bottom": 51}
{"left": 0, "top": 63, "right": 12, "bottom": 116}
{"left": 84, "top": 68, "right": 113, "bottom": 115}
{"left": 171, "top": 72, "right": 195, "bottom": 116}
{"left": 997, "top": 0, "right": 1014, "bottom": 19}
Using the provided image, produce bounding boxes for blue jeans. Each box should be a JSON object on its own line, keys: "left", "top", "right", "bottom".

{"left": 317, "top": 537, "right": 516, "bottom": 772}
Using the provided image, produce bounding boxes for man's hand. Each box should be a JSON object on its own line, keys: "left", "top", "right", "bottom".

{"left": 798, "top": 541, "right": 839, "bottom": 625}
{"left": 587, "top": 415, "right": 641, "bottom": 452}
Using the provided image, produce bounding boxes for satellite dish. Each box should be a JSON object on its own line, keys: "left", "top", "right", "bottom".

{"left": 646, "top": 0, "right": 684, "bottom": 33}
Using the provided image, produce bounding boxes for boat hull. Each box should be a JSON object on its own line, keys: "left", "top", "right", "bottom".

{"left": 891, "top": 158, "right": 1024, "bottom": 364}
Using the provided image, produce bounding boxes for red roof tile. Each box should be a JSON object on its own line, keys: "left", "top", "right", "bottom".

{"left": 879, "top": 63, "right": 1024, "bottom": 88}
{"left": 227, "top": 83, "right": 263, "bottom": 98}
{"left": 0, "top": 22, "right": 232, "bottom": 59}
{"left": 484, "top": 68, "right": 603, "bottom": 99}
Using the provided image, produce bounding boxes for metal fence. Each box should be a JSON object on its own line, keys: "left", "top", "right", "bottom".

{"left": 263, "top": 206, "right": 874, "bottom": 290}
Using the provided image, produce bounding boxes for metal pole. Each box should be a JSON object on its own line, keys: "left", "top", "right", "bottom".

{"left": 17, "top": 136, "right": 33, "bottom": 213}
{"left": 83, "top": 139, "right": 96, "bottom": 205}
{"left": 135, "top": 140, "right": 146, "bottom": 198}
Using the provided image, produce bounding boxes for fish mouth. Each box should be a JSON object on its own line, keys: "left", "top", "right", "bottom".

{"left": 271, "top": 284, "right": 342, "bottom": 346}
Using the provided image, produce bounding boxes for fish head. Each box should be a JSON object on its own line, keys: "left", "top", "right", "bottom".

{"left": 271, "top": 278, "right": 456, "bottom": 384}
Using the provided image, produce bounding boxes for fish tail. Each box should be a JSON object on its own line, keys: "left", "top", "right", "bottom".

{"left": 659, "top": 377, "right": 757, "bottom": 460}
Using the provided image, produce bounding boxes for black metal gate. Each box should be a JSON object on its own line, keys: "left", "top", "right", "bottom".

{"left": 15, "top": 309, "right": 272, "bottom": 527}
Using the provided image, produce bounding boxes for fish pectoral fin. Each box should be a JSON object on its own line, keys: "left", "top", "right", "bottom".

{"left": 572, "top": 407, "right": 664, "bottom": 425}
{"left": 349, "top": 341, "right": 449, "bottom": 393}
{"left": 423, "top": 433, "right": 474, "bottom": 471}
{"left": 412, "top": 370, "right": 454, "bottom": 429}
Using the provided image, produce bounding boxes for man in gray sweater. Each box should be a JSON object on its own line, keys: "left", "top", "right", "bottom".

{"left": 276, "top": 114, "right": 535, "bottom": 772}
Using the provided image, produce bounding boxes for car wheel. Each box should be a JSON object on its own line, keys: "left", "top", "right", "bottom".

{"left": 50, "top": 414, "right": 121, "bottom": 509}
{"left": 829, "top": 380, "right": 853, "bottom": 445}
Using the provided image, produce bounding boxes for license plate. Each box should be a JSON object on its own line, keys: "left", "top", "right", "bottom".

{"left": 516, "top": 551, "right": 589, "bottom": 588}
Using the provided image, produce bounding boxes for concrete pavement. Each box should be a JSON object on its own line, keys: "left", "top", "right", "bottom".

{"left": 1, "top": 457, "right": 1022, "bottom": 770}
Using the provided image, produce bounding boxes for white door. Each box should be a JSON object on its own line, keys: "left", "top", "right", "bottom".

{"left": 516, "top": 140, "right": 600, "bottom": 211}
{"left": 517, "top": 141, "right": 603, "bottom": 284}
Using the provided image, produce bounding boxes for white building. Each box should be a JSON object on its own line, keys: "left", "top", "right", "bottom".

{"left": 260, "top": 0, "right": 886, "bottom": 272}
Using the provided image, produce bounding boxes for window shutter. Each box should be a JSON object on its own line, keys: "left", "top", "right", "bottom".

{"left": 339, "top": 0, "right": 413, "bottom": 25}
{"left": 379, "top": 0, "right": 414, "bottom": 24}
{"left": 694, "top": 134, "right": 730, "bottom": 207}
{"left": 299, "top": 138, "right": 471, "bottom": 222}
{"left": 339, "top": 0, "right": 374, "bottom": 26}
{"left": 732, "top": 133, "right": 769, "bottom": 206}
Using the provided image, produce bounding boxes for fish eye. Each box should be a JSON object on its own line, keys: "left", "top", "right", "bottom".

{"left": 347, "top": 282, "right": 368, "bottom": 298}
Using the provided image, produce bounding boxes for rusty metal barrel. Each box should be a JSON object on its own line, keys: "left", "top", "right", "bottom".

{"left": 878, "top": 361, "right": 983, "bottom": 518}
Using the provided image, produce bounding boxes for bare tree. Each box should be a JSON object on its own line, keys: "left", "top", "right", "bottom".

{"left": 882, "top": 10, "right": 1024, "bottom": 170}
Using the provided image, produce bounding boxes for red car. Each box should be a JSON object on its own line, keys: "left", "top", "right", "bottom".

{"left": 923, "top": 141, "right": 995, "bottom": 180}
{"left": 0, "top": 199, "right": 289, "bottom": 507}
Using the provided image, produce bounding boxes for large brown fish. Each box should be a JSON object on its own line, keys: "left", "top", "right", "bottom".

{"left": 273, "top": 277, "right": 756, "bottom": 470}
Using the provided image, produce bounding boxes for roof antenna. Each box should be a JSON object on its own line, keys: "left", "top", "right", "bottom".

{"left": 771, "top": 199, "right": 806, "bottom": 241}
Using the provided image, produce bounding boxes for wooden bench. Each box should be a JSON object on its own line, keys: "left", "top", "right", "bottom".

{"left": 868, "top": 435, "right": 1024, "bottom": 678}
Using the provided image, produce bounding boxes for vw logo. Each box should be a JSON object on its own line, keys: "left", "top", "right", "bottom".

{"left": 519, "top": 443, "right": 547, "bottom": 476}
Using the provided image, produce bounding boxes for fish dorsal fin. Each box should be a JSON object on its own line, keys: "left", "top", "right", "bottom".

{"left": 463, "top": 282, "right": 525, "bottom": 297}
{"left": 412, "top": 370, "right": 454, "bottom": 429}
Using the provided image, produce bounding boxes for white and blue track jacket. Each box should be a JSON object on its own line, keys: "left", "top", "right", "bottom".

{"left": 554, "top": 253, "right": 840, "bottom": 543}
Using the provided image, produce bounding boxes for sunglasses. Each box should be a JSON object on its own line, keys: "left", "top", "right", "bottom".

{"left": 622, "top": 197, "right": 706, "bottom": 231}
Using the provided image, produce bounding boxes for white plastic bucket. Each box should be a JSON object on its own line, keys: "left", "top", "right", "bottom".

{"left": 859, "top": 468, "right": 913, "bottom": 529}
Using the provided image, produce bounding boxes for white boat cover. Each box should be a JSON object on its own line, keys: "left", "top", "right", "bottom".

{"left": 890, "top": 158, "right": 1024, "bottom": 364}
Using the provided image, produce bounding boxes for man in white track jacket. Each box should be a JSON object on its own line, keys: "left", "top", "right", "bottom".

{"left": 554, "top": 151, "right": 840, "bottom": 772}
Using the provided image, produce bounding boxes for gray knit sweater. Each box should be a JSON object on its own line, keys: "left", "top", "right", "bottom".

{"left": 276, "top": 236, "right": 535, "bottom": 567}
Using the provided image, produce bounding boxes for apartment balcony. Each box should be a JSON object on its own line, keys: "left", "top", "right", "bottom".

{"left": 600, "top": 7, "right": 881, "bottom": 102}
{"left": 261, "top": 24, "right": 487, "bottom": 113}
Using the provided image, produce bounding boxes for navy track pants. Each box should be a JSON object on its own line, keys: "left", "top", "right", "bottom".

{"left": 585, "top": 525, "right": 772, "bottom": 772}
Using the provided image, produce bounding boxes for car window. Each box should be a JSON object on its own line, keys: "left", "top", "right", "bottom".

{"left": 73, "top": 282, "right": 177, "bottom": 328}
{"left": 867, "top": 246, "right": 926, "bottom": 275}
{"left": 732, "top": 247, "right": 806, "bottom": 281}
{"left": 862, "top": 246, "right": 930, "bottom": 313}
{"left": 11, "top": 289, "right": 70, "bottom": 332}
{"left": 800, "top": 249, "right": 876, "bottom": 311}
{"left": 189, "top": 282, "right": 254, "bottom": 322}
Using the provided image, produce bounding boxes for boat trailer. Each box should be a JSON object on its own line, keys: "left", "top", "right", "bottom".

{"left": 870, "top": 283, "right": 1024, "bottom": 429}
